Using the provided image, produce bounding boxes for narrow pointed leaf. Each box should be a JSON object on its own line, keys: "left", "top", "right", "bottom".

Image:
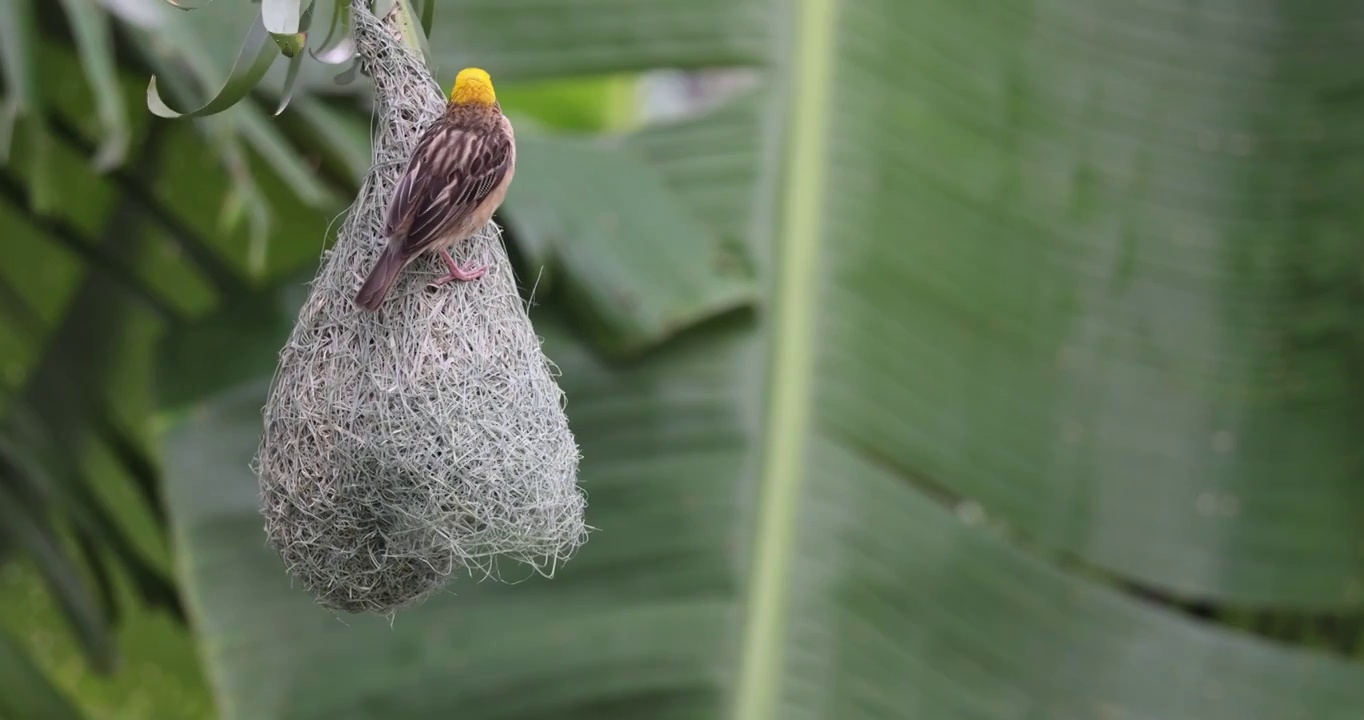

{"left": 0, "top": 0, "right": 38, "bottom": 124}
{"left": 146, "top": 13, "right": 278, "bottom": 119}
{"left": 273, "top": 50, "right": 306, "bottom": 113}
{"left": 135, "top": 52, "right": 282, "bottom": 252}
{"left": 311, "top": 34, "right": 354, "bottom": 65}
{"left": 308, "top": 0, "right": 353, "bottom": 64}
{"left": 55, "top": 0, "right": 130, "bottom": 170}
{"left": 0, "top": 0, "right": 54, "bottom": 212}
{"left": 273, "top": 0, "right": 316, "bottom": 112}
{"left": 331, "top": 58, "right": 359, "bottom": 85}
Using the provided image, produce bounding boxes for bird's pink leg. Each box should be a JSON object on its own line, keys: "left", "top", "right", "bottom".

{"left": 431, "top": 248, "right": 488, "bottom": 286}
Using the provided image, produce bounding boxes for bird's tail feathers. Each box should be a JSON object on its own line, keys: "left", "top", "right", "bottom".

{"left": 354, "top": 242, "right": 406, "bottom": 311}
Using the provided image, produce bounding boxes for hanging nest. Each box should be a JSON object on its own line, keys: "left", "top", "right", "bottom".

{"left": 252, "top": 1, "right": 587, "bottom": 615}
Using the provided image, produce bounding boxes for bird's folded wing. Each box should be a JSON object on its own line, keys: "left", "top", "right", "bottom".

{"left": 384, "top": 123, "right": 513, "bottom": 256}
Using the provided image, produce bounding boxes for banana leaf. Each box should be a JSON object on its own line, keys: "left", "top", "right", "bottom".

{"left": 154, "top": 0, "right": 1364, "bottom": 718}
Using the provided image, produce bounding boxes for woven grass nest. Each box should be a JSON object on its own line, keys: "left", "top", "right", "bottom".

{"left": 252, "top": 1, "right": 587, "bottom": 615}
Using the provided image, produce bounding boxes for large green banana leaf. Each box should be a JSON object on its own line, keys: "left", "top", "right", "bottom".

{"left": 156, "top": 0, "right": 1364, "bottom": 718}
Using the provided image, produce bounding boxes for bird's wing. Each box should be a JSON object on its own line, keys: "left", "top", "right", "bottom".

{"left": 383, "top": 121, "right": 512, "bottom": 256}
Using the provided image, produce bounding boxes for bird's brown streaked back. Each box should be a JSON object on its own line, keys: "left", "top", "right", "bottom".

{"left": 354, "top": 66, "right": 516, "bottom": 311}
{"left": 383, "top": 109, "right": 514, "bottom": 262}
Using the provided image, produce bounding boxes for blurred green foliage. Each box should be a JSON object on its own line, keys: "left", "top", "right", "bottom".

{"left": 2, "top": 0, "right": 1364, "bottom": 719}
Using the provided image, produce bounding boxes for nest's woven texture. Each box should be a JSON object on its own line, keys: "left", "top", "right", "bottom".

{"left": 253, "top": 2, "right": 586, "bottom": 615}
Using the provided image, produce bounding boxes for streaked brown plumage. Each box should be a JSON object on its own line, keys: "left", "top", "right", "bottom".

{"left": 355, "top": 67, "right": 516, "bottom": 311}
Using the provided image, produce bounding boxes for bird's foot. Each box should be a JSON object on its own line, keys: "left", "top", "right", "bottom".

{"left": 430, "top": 248, "right": 488, "bottom": 286}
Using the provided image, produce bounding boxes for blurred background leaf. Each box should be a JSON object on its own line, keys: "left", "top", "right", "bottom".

{"left": 2, "top": 0, "right": 1364, "bottom": 718}
{"left": 0, "top": 624, "right": 87, "bottom": 720}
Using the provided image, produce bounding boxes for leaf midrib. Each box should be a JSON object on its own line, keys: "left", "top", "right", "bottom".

{"left": 733, "top": 0, "right": 835, "bottom": 716}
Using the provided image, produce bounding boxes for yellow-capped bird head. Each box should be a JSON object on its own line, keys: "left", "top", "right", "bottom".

{"left": 450, "top": 67, "right": 497, "bottom": 106}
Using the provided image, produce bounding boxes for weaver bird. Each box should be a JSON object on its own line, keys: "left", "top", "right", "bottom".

{"left": 354, "top": 67, "right": 516, "bottom": 311}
